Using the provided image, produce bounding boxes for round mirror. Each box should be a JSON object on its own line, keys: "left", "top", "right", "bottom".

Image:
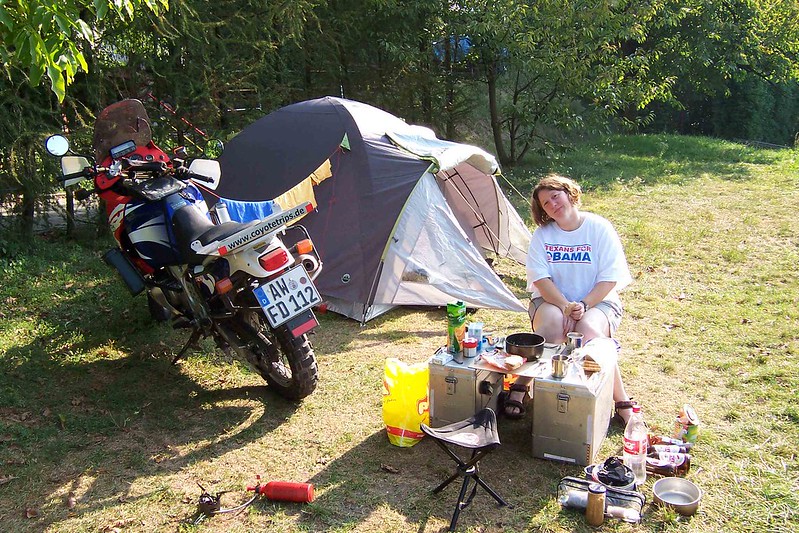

{"left": 45, "top": 134, "right": 70, "bottom": 156}
{"left": 204, "top": 138, "right": 224, "bottom": 159}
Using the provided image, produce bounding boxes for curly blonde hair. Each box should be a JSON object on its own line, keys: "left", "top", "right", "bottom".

{"left": 530, "top": 174, "right": 582, "bottom": 227}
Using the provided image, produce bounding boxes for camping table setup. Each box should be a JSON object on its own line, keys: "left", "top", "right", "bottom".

{"left": 428, "top": 339, "right": 617, "bottom": 466}
{"left": 384, "top": 319, "right": 704, "bottom": 529}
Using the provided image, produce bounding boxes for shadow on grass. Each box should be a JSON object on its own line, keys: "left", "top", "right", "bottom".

{"left": 296, "top": 418, "right": 585, "bottom": 531}
{"left": 0, "top": 350, "right": 302, "bottom": 527}
{"left": 0, "top": 266, "right": 305, "bottom": 528}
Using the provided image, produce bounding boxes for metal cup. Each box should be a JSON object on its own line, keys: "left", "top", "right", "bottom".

{"left": 567, "top": 332, "right": 584, "bottom": 352}
{"left": 551, "top": 355, "right": 568, "bottom": 378}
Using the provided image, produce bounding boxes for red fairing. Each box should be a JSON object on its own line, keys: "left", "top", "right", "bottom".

{"left": 95, "top": 141, "right": 171, "bottom": 276}
{"left": 96, "top": 141, "right": 171, "bottom": 191}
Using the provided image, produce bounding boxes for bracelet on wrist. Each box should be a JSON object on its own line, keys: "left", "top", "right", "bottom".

{"left": 580, "top": 300, "right": 589, "bottom": 311}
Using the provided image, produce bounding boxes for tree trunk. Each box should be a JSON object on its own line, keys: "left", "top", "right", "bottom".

{"left": 420, "top": 37, "right": 433, "bottom": 126}
{"left": 20, "top": 188, "right": 35, "bottom": 236}
{"left": 487, "top": 62, "right": 510, "bottom": 166}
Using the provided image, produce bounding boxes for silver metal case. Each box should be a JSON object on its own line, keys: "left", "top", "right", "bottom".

{"left": 428, "top": 358, "right": 503, "bottom": 427}
{"left": 531, "top": 368, "right": 613, "bottom": 465}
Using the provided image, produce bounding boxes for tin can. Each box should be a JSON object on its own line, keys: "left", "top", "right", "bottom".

{"left": 673, "top": 404, "right": 700, "bottom": 444}
{"left": 462, "top": 336, "right": 478, "bottom": 358}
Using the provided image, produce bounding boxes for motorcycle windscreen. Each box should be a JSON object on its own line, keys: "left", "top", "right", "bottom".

{"left": 373, "top": 173, "right": 527, "bottom": 312}
{"left": 93, "top": 99, "right": 153, "bottom": 162}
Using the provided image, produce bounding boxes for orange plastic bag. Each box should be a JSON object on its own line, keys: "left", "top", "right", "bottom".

{"left": 382, "top": 358, "right": 429, "bottom": 447}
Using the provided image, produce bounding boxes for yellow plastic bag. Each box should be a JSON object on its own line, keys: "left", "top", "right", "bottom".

{"left": 382, "top": 358, "right": 430, "bottom": 447}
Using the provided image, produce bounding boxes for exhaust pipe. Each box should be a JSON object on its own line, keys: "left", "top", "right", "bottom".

{"left": 298, "top": 253, "right": 321, "bottom": 281}
{"left": 103, "top": 248, "right": 145, "bottom": 295}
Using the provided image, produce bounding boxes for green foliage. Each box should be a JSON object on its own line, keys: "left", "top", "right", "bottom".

{"left": 0, "top": 0, "right": 167, "bottom": 101}
{"left": 3, "top": 0, "right": 799, "bottom": 223}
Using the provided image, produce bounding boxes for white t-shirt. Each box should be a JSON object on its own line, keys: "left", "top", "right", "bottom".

{"left": 525, "top": 212, "right": 632, "bottom": 305}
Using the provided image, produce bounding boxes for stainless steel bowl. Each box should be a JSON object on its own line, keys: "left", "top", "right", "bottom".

{"left": 653, "top": 477, "right": 702, "bottom": 516}
{"left": 505, "top": 332, "right": 545, "bottom": 360}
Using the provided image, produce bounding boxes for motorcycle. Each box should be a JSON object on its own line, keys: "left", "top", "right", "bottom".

{"left": 45, "top": 99, "right": 323, "bottom": 399}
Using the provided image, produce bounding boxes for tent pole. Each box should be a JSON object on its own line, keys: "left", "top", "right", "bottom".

{"left": 361, "top": 259, "right": 386, "bottom": 326}
{"left": 438, "top": 168, "right": 503, "bottom": 254}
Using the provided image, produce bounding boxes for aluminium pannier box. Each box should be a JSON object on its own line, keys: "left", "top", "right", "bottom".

{"left": 531, "top": 367, "right": 613, "bottom": 466}
{"left": 428, "top": 356, "right": 503, "bottom": 427}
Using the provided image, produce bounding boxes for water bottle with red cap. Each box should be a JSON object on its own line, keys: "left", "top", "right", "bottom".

{"left": 622, "top": 404, "right": 648, "bottom": 486}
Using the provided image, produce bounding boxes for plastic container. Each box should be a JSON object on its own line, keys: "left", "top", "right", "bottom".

{"left": 557, "top": 476, "right": 644, "bottom": 523}
{"left": 467, "top": 322, "right": 484, "bottom": 352}
{"left": 462, "top": 337, "right": 478, "bottom": 358}
{"left": 623, "top": 405, "right": 648, "bottom": 486}
{"left": 213, "top": 200, "right": 231, "bottom": 223}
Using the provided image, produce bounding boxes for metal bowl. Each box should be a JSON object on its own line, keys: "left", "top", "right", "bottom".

{"left": 653, "top": 477, "right": 702, "bottom": 516}
{"left": 505, "top": 332, "right": 545, "bottom": 361}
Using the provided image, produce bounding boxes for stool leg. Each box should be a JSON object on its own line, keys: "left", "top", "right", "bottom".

{"left": 472, "top": 473, "right": 510, "bottom": 507}
{"left": 432, "top": 471, "right": 460, "bottom": 494}
{"left": 449, "top": 474, "right": 473, "bottom": 532}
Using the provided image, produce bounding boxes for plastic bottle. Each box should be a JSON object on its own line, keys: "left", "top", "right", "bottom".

{"left": 622, "top": 405, "right": 647, "bottom": 486}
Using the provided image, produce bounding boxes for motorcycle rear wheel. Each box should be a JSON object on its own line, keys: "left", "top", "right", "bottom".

{"left": 221, "top": 311, "right": 318, "bottom": 400}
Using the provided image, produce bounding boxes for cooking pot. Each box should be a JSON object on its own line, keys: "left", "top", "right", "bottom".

{"left": 505, "top": 332, "right": 545, "bottom": 361}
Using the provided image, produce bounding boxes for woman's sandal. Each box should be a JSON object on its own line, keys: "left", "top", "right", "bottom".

{"left": 502, "top": 383, "right": 529, "bottom": 420}
{"left": 611, "top": 399, "right": 636, "bottom": 427}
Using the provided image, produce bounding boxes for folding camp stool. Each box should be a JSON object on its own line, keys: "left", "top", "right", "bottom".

{"left": 420, "top": 408, "right": 509, "bottom": 531}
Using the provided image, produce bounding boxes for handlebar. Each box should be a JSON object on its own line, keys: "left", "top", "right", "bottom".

{"left": 186, "top": 171, "right": 215, "bottom": 184}
{"left": 60, "top": 155, "right": 215, "bottom": 194}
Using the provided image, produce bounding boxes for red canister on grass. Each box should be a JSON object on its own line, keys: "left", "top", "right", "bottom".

{"left": 248, "top": 481, "right": 315, "bottom": 503}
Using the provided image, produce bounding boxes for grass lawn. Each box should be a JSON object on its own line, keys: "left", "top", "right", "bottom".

{"left": 0, "top": 133, "right": 797, "bottom": 532}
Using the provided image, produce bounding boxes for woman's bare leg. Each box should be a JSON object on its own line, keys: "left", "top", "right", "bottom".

{"left": 505, "top": 304, "right": 632, "bottom": 421}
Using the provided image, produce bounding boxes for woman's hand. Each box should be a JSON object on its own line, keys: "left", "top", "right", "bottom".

{"left": 568, "top": 301, "right": 586, "bottom": 321}
{"left": 562, "top": 302, "right": 581, "bottom": 335}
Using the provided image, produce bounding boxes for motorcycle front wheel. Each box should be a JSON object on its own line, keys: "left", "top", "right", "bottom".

{"left": 219, "top": 311, "right": 318, "bottom": 400}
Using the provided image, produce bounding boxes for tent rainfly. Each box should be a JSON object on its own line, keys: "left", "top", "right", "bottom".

{"left": 215, "top": 96, "right": 532, "bottom": 323}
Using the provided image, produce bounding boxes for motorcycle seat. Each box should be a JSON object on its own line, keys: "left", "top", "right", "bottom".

{"left": 172, "top": 206, "right": 258, "bottom": 265}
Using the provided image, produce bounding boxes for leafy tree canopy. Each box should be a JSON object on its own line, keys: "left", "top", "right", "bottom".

{"left": 0, "top": 0, "right": 168, "bottom": 101}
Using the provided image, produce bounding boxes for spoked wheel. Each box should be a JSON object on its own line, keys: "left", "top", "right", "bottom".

{"left": 218, "top": 311, "right": 318, "bottom": 400}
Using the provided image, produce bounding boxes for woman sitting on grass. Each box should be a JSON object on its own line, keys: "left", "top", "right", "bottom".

{"left": 504, "top": 174, "right": 636, "bottom": 423}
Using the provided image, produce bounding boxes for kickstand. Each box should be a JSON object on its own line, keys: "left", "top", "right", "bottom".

{"left": 172, "top": 329, "right": 202, "bottom": 364}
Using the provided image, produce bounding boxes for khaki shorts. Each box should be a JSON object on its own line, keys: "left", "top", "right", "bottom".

{"left": 528, "top": 297, "right": 623, "bottom": 336}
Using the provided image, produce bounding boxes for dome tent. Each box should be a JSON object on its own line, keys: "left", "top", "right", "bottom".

{"left": 216, "top": 96, "right": 531, "bottom": 323}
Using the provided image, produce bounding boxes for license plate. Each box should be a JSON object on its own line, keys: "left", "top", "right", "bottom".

{"left": 253, "top": 265, "right": 321, "bottom": 327}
